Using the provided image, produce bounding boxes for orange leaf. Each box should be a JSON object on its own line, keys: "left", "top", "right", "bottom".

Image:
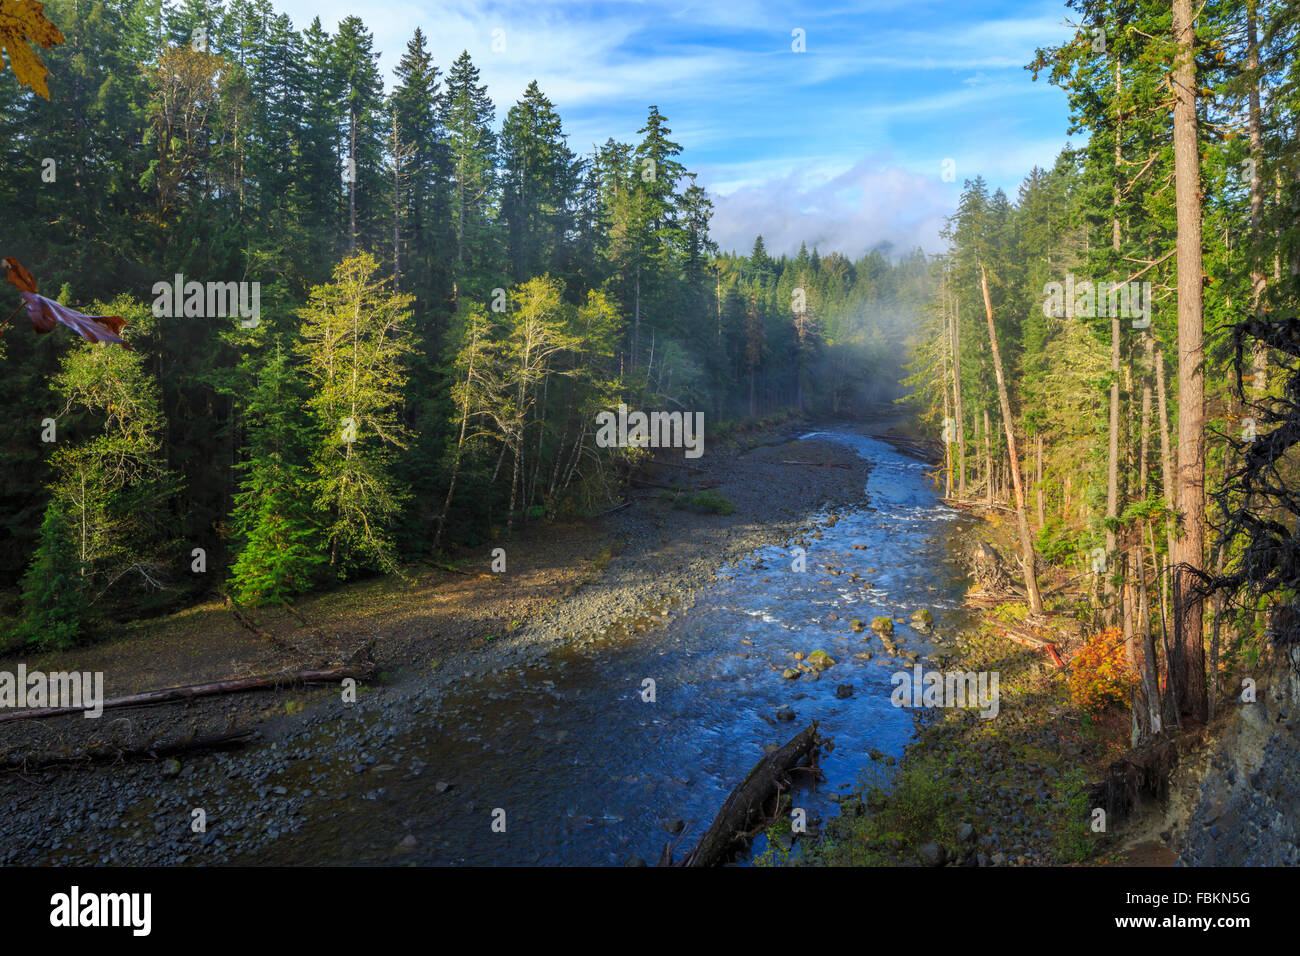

{"left": 0, "top": 0, "right": 65, "bottom": 100}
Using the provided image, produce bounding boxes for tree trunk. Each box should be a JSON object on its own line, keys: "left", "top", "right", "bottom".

{"left": 1035, "top": 434, "right": 1045, "bottom": 529}
{"left": 1246, "top": 0, "right": 1268, "bottom": 389}
{"left": 983, "top": 409, "right": 993, "bottom": 507}
{"left": 980, "top": 266, "right": 1042, "bottom": 614}
{"left": 1106, "top": 310, "right": 1121, "bottom": 623}
{"left": 0, "top": 663, "right": 376, "bottom": 724}
{"left": 348, "top": 107, "right": 358, "bottom": 255}
{"left": 1170, "top": 0, "right": 1208, "bottom": 723}
{"left": 674, "top": 722, "right": 821, "bottom": 867}
{"left": 951, "top": 282, "right": 967, "bottom": 497}
{"left": 943, "top": 386, "right": 953, "bottom": 498}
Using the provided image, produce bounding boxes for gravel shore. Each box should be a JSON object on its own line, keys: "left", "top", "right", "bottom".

{"left": 0, "top": 420, "right": 874, "bottom": 866}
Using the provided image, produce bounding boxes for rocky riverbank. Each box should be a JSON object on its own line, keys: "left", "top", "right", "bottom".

{"left": 0, "top": 417, "right": 875, "bottom": 866}
{"left": 800, "top": 507, "right": 1141, "bottom": 868}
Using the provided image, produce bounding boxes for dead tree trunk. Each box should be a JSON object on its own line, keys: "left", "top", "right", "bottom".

{"left": 981, "top": 266, "right": 1042, "bottom": 614}
{"left": 674, "top": 722, "right": 821, "bottom": 867}
{"left": 2, "top": 729, "right": 259, "bottom": 771}
{"left": 0, "top": 663, "right": 376, "bottom": 724}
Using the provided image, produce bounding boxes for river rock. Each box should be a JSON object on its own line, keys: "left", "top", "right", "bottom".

{"left": 776, "top": 705, "right": 796, "bottom": 722}
{"left": 835, "top": 683, "right": 854, "bottom": 699}
{"left": 782, "top": 668, "right": 801, "bottom": 680}
{"left": 806, "top": 650, "right": 835, "bottom": 670}
{"left": 919, "top": 842, "right": 945, "bottom": 866}
{"left": 958, "top": 822, "right": 975, "bottom": 843}
{"left": 850, "top": 619, "right": 866, "bottom": 632}
{"left": 871, "top": 616, "right": 894, "bottom": 635}
{"left": 911, "top": 608, "right": 934, "bottom": 632}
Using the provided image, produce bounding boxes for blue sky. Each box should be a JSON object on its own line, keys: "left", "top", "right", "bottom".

{"left": 277, "top": 0, "right": 1083, "bottom": 257}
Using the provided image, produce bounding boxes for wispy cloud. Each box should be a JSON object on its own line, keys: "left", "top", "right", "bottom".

{"left": 273, "top": 0, "right": 1077, "bottom": 256}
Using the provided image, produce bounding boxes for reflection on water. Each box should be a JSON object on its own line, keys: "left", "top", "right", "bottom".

{"left": 254, "top": 429, "right": 976, "bottom": 865}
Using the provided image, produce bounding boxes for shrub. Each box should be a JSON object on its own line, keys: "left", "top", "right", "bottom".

{"left": 1067, "top": 626, "right": 1133, "bottom": 716}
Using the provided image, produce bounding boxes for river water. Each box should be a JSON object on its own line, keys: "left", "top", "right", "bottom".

{"left": 253, "top": 428, "right": 976, "bottom": 865}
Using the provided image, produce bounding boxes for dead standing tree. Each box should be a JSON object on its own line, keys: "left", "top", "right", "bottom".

{"left": 980, "top": 266, "right": 1043, "bottom": 614}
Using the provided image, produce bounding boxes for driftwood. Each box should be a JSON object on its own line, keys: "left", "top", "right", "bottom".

{"left": 630, "top": 477, "right": 722, "bottom": 492}
{"left": 594, "top": 501, "right": 633, "bottom": 518}
{"left": 0, "top": 662, "right": 376, "bottom": 725}
{"left": 672, "top": 722, "right": 821, "bottom": 867}
{"left": 1, "top": 728, "right": 259, "bottom": 771}
{"left": 981, "top": 616, "right": 1066, "bottom": 667}
{"left": 780, "top": 459, "right": 852, "bottom": 469}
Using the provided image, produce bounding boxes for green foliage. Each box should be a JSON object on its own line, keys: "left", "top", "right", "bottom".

{"left": 18, "top": 497, "right": 87, "bottom": 650}
{"left": 228, "top": 347, "right": 326, "bottom": 604}
{"left": 296, "top": 253, "right": 414, "bottom": 574}
{"left": 39, "top": 297, "right": 179, "bottom": 616}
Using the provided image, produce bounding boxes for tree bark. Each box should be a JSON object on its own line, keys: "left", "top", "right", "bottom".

{"left": 3, "top": 729, "right": 259, "bottom": 771}
{"left": 1170, "top": 0, "right": 1208, "bottom": 722}
{"left": 675, "top": 722, "right": 821, "bottom": 867}
{"left": 1035, "top": 434, "right": 1045, "bottom": 529}
{"left": 951, "top": 282, "right": 967, "bottom": 497}
{"left": 983, "top": 409, "right": 993, "bottom": 507}
{"left": 981, "top": 266, "right": 1042, "bottom": 613}
{"left": 0, "top": 663, "right": 376, "bottom": 724}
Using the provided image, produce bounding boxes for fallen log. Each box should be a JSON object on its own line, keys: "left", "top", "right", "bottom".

{"left": 780, "top": 459, "right": 852, "bottom": 469}
{"left": 0, "top": 662, "right": 376, "bottom": 724}
{"left": 1, "top": 728, "right": 259, "bottom": 771}
{"left": 982, "top": 617, "right": 1066, "bottom": 668}
{"left": 672, "top": 721, "right": 821, "bottom": 867}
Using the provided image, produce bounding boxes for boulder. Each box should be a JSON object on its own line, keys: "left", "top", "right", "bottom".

{"left": 918, "top": 842, "right": 945, "bottom": 866}
{"left": 806, "top": 650, "right": 835, "bottom": 670}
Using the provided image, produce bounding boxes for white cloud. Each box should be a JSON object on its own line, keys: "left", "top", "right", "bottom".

{"left": 708, "top": 157, "right": 951, "bottom": 258}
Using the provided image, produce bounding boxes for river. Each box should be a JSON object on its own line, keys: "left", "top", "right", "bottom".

{"left": 238, "top": 427, "right": 977, "bottom": 865}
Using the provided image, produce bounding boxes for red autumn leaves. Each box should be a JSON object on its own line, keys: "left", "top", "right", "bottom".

{"left": 2, "top": 257, "right": 132, "bottom": 350}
